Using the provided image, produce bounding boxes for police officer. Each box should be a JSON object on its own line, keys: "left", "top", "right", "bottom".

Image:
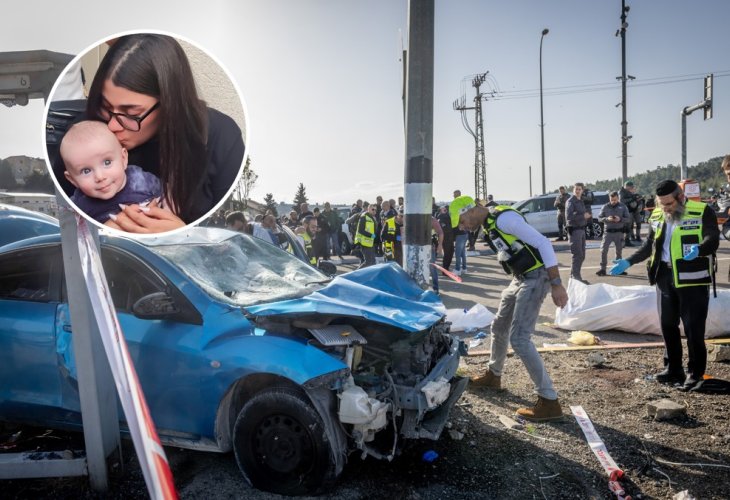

{"left": 620, "top": 180, "right": 637, "bottom": 246}
{"left": 596, "top": 191, "right": 630, "bottom": 276}
{"left": 611, "top": 180, "right": 719, "bottom": 390}
{"left": 554, "top": 186, "right": 570, "bottom": 241}
{"left": 455, "top": 196, "right": 569, "bottom": 421}
{"left": 565, "top": 183, "right": 591, "bottom": 284}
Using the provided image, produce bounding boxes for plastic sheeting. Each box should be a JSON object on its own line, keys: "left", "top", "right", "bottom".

{"left": 445, "top": 304, "right": 495, "bottom": 332}
{"left": 555, "top": 279, "right": 730, "bottom": 338}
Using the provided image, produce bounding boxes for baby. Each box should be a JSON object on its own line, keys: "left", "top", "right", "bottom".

{"left": 60, "top": 120, "right": 161, "bottom": 225}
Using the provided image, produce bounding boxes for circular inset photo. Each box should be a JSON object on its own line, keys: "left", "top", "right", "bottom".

{"left": 44, "top": 31, "right": 247, "bottom": 235}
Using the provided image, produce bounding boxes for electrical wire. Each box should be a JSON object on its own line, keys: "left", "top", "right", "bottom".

{"left": 485, "top": 70, "right": 730, "bottom": 101}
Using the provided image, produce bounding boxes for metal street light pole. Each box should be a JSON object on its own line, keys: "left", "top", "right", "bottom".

{"left": 539, "top": 28, "right": 549, "bottom": 195}
{"left": 620, "top": 0, "right": 630, "bottom": 183}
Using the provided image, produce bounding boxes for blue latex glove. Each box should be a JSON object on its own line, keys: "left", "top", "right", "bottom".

{"left": 609, "top": 259, "right": 631, "bottom": 275}
{"left": 683, "top": 244, "right": 699, "bottom": 261}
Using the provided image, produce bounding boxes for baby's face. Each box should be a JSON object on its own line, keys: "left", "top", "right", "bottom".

{"left": 64, "top": 131, "right": 128, "bottom": 200}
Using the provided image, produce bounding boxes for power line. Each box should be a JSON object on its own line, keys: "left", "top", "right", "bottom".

{"left": 489, "top": 70, "right": 730, "bottom": 101}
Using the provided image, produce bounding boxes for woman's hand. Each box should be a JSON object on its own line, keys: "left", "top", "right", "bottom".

{"left": 108, "top": 200, "right": 185, "bottom": 234}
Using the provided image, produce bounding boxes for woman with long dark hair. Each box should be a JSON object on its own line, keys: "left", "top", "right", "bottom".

{"left": 84, "top": 33, "right": 245, "bottom": 233}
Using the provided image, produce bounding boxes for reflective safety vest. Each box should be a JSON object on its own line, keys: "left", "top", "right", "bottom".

{"left": 301, "top": 232, "right": 317, "bottom": 265}
{"left": 485, "top": 205, "right": 544, "bottom": 275}
{"left": 354, "top": 213, "right": 375, "bottom": 248}
{"left": 648, "top": 199, "right": 712, "bottom": 287}
{"left": 383, "top": 216, "right": 397, "bottom": 259}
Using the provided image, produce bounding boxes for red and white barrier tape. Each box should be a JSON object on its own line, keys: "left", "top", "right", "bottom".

{"left": 77, "top": 218, "right": 177, "bottom": 499}
{"left": 571, "top": 405, "right": 631, "bottom": 500}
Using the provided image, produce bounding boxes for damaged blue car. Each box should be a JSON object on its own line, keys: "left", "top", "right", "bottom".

{"left": 0, "top": 227, "right": 467, "bottom": 495}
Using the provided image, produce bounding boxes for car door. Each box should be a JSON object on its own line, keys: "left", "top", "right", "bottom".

{"left": 535, "top": 197, "right": 559, "bottom": 235}
{"left": 0, "top": 245, "right": 65, "bottom": 421}
{"left": 96, "top": 246, "right": 217, "bottom": 436}
{"left": 517, "top": 199, "right": 540, "bottom": 230}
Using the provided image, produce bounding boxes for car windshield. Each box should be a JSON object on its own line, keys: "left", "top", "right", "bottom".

{"left": 149, "top": 232, "right": 329, "bottom": 307}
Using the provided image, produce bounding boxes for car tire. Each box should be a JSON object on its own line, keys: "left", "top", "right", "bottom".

{"left": 584, "top": 220, "right": 602, "bottom": 239}
{"left": 591, "top": 221, "right": 603, "bottom": 239}
{"left": 233, "top": 388, "right": 337, "bottom": 496}
{"left": 339, "top": 233, "right": 351, "bottom": 255}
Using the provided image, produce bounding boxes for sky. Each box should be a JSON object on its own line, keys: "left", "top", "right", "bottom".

{"left": 2, "top": 0, "right": 730, "bottom": 206}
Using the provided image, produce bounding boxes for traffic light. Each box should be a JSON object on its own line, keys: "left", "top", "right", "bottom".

{"left": 704, "top": 74, "right": 713, "bottom": 120}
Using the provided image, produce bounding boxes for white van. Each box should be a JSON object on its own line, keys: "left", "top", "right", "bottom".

{"left": 511, "top": 191, "right": 609, "bottom": 238}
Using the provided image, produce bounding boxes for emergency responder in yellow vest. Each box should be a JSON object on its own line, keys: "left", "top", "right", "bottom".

{"left": 381, "top": 209, "right": 404, "bottom": 266}
{"left": 299, "top": 215, "right": 319, "bottom": 265}
{"left": 455, "top": 195, "right": 569, "bottom": 422}
{"left": 354, "top": 204, "right": 377, "bottom": 268}
{"left": 611, "top": 180, "right": 719, "bottom": 391}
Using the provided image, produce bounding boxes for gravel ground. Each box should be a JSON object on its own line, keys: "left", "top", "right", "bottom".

{"left": 4, "top": 345, "right": 729, "bottom": 500}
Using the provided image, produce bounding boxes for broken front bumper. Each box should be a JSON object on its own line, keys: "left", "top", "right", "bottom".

{"left": 396, "top": 335, "right": 467, "bottom": 440}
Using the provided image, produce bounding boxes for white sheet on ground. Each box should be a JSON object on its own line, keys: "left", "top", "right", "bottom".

{"left": 446, "top": 303, "right": 495, "bottom": 332}
{"left": 555, "top": 279, "right": 730, "bottom": 338}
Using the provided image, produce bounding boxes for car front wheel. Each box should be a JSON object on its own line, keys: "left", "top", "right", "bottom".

{"left": 339, "top": 232, "right": 351, "bottom": 255}
{"left": 233, "top": 388, "right": 337, "bottom": 495}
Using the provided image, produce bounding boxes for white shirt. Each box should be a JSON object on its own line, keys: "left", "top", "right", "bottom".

{"left": 494, "top": 210, "right": 558, "bottom": 268}
{"left": 662, "top": 220, "right": 676, "bottom": 263}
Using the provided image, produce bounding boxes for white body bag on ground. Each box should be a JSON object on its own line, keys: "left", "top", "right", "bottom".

{"left": 446, "top": 303, "right": 495, "bottom": 332}
{"left": 555, "top": 279, "right": 730, "bottom": 338}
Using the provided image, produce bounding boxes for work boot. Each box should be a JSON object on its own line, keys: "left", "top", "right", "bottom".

{"left": 516, "top": 396, "right": 563, "bottom": 422}
{"left": 595, "top": 269, "right": 606, "bottom": 276}
{"left": 470, "top": 369, "right": 502, "bottom": 389}
{"left": 654, "top": 368, "right": 685, "bottom": 385}
{"left": 680, "top": 375, "right": 701, "bottom": 392}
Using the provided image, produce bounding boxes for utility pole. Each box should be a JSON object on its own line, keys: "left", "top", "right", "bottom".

{"left": 617, "top": 0, "right": 633, "bottom": 183}
{"left": 453, "top": 72, "right": 492, "bottom": 201}
{"left": 680, "top": 74, "right": 713, "bottom": 179}
{"left": 403, "top": 0, "right": 434, "bottom": 286}
{"left": 539, "top": 28, "right": 549, "bottom": 195}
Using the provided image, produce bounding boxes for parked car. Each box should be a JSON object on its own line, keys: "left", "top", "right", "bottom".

{"left": 512, "top": 191, "right": 609, "bottom": 239}
{"left": 0, "top": 227, "right": 466, "bottom": 495}
{"left": 336, "top": 207, "right": 355, "bottom": 254}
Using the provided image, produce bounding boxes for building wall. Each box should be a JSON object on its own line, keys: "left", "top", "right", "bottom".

{"left": 4, "top": 156, "right": 46, "bottom": 184}
{"left": 0, "top": 192, "right": 59, "bottom": 216}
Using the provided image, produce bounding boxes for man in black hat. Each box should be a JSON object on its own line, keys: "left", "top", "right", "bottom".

{"left": 610, "top": 180, "right": 719, "bottom": 391}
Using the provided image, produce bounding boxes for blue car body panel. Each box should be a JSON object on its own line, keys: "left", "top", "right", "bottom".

{"left": 248, "top": 262, "right": 445, "bottom": 332}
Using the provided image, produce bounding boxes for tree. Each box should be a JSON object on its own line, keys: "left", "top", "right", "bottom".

{"left": 235, "top": 156, "right": 257, "bottom": 209}
{"left": 23, "top": 170, "right": 54, "bottom": 194}
{"left": 0, "top": 159, "right": 18, "bottom": 190}
{"left": 292, "top": 183, "right": 308, "bottom": 211}
{"left": 263, "top": 193, "right": 278, "bottom": 216}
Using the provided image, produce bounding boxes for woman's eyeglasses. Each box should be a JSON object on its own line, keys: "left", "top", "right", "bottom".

{"left": 99, "top": 102, "right": 160, "bottom": 132}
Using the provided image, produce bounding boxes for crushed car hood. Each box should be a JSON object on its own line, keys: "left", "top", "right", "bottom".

{"left": 246, "top": 263, "right": 446, "bottom": 332}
